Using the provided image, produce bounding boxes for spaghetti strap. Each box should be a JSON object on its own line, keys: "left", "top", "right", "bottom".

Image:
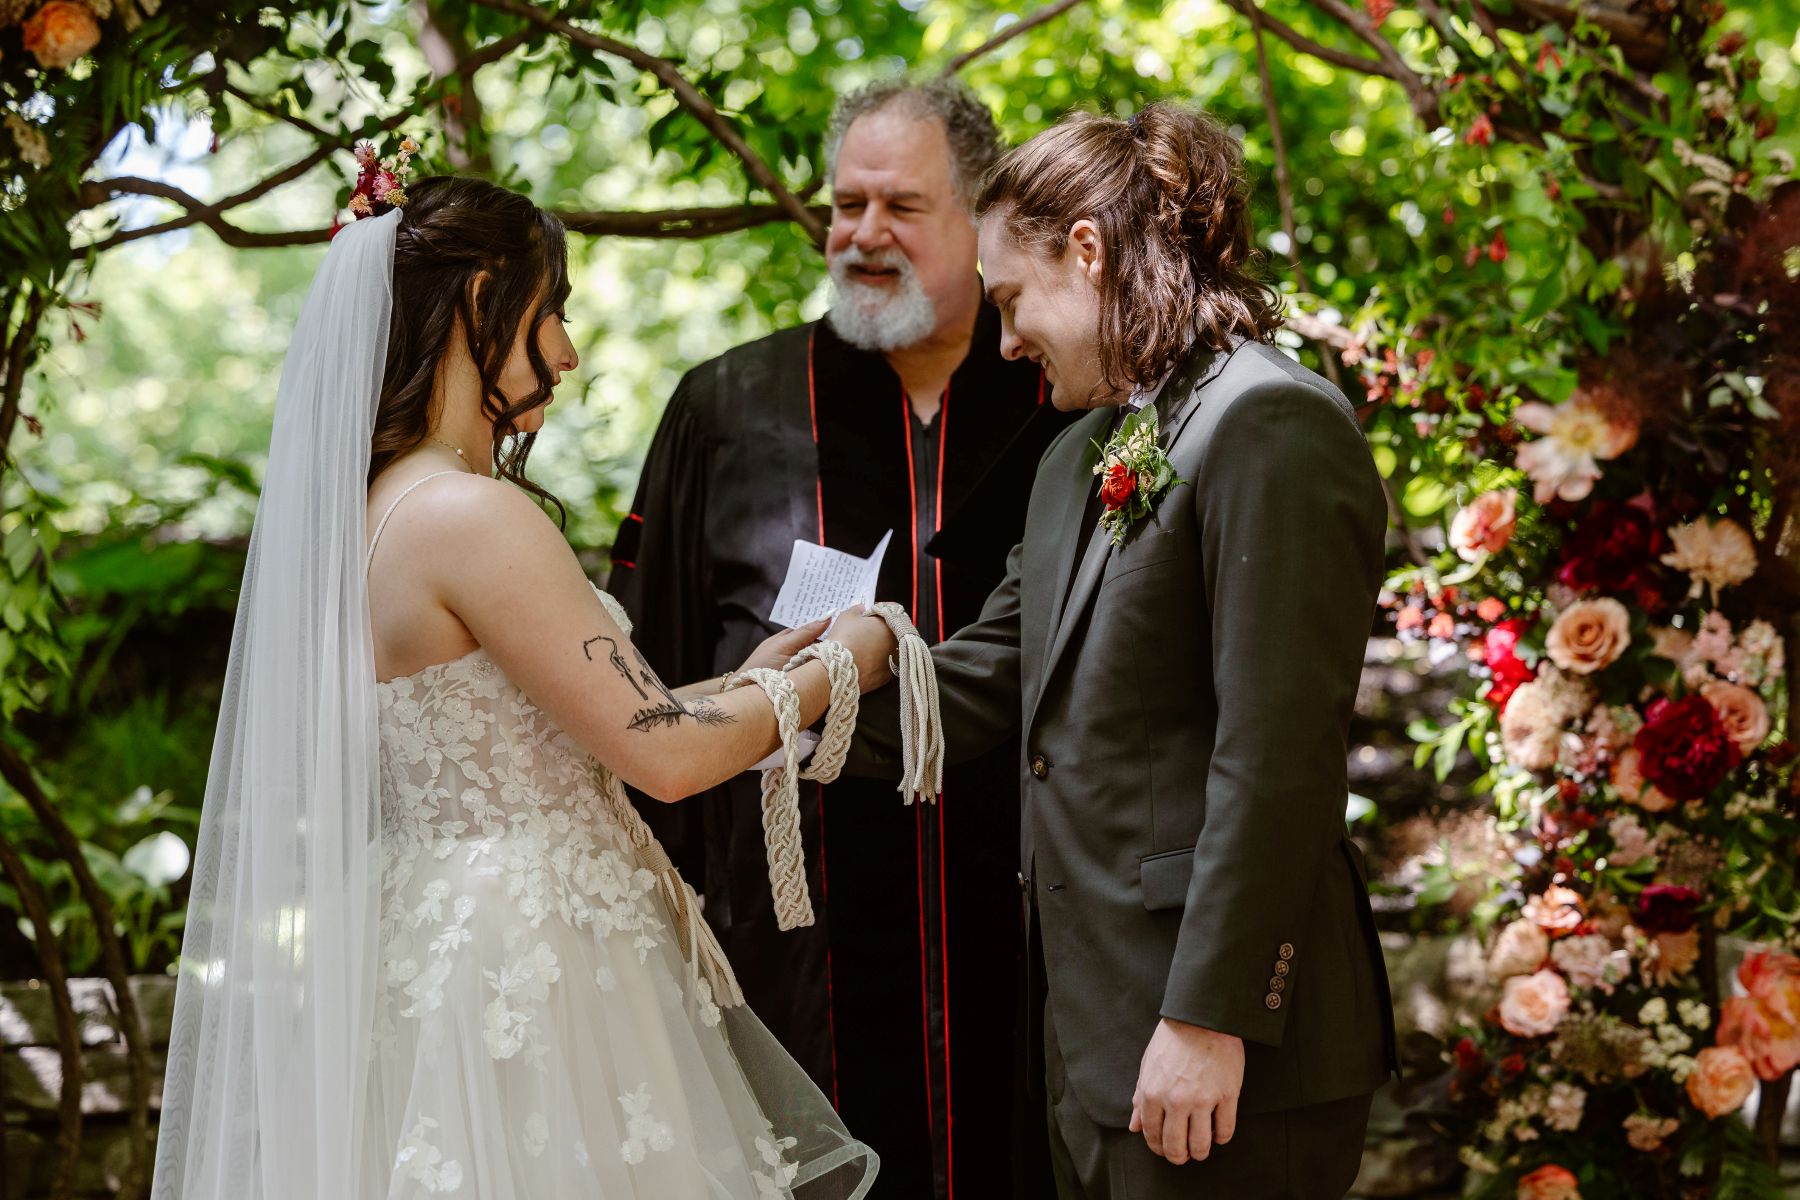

{"left": 365, "top": 470, "right": 465, "bottom": 574}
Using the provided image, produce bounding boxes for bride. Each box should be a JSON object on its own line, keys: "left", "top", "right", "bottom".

{"left": 150, "top": 172, "right": 891, "bottom": 1199}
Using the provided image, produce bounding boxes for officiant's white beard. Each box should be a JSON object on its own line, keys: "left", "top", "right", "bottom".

{"left": 825, "top": 247, "right": 938, "bottom": 352}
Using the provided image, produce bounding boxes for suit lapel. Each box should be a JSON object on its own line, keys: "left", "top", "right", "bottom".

{"left": 1026, "top": 340, "right": 1245, "bottom": 729}
{"left": 1040, "top": 407, "right": 1112, "bottom": 645}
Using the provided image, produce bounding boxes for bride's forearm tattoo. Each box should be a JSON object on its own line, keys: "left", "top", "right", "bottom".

{"left": 585, "top": 633, "right": 737, "bottom": 732}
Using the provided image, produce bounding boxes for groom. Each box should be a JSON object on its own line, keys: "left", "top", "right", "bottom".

{"left": 847, "top": 103, "right": 1396, "bottom": 1196}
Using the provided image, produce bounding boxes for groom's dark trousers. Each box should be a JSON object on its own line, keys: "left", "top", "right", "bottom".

{"left": 848, "top": 339, "right": 1398, "bottom": 1199}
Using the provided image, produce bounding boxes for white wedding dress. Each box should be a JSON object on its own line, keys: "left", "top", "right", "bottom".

{"left": 364, "top": 486, "right": 874, "bottom": 1199}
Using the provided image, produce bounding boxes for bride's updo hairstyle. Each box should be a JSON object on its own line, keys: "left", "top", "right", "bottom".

{"left": 370, "top": 175, "right": 570, "bottom": 520}
{"left": 975, "top": 102, "right": 1279, "bottom": 392}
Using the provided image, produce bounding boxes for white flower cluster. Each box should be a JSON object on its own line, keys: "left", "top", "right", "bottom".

{"left": 618, "top": 1083, "right": 676, "bottom": 1165}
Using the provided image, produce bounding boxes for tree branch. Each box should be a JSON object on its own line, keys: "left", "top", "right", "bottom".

{"left": 1302, "top": 0, "right": 1440, "bottom": 121}
{"left": 217, "top": 79, "right": 334, "bottom": 141}
{"left": 416, "top": 0, "right": 495, "bottom": 172}
{"left": 937, "top": 0, "right": 1090, "bottom": 78}
{"left": 0, "top": 289, "right": 46, "bottom": 481}
{"left": 558, "top": 202, "right": 830, "bottom": 238}
{"left": 1218, "top": 0, "right": 1397, "bottom": 78}
{"left": 470, "top": 0, "right": 826, "bottom": 246}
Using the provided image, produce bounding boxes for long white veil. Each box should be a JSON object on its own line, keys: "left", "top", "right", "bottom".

{"left": 152, "top": 210, "right": 400, "bottom": 1199}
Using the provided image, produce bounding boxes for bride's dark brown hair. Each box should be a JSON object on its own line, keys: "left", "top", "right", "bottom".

{"left": 976, "top": 102, "right": 1280, "bottom": 392}
{"left": 369, "top": 175, "right": 570, "bottom": 523}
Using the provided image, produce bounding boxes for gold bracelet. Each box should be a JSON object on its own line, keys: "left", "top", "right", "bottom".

{"left": 718, "top": 670, "right": 733, "bottom": 693}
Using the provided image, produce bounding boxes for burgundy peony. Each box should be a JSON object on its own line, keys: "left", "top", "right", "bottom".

{"left": 1635, "top": 884, "right": 1702, "bottom": 934}
{"left": 1475, "top": 618, "right": 1537, "bottom": 711}
{"left": 1633, "top": 694, "right": 1742, "bottom": 800}
{"left": 1555, "top": 500, "right": 1670, "bottom": 610}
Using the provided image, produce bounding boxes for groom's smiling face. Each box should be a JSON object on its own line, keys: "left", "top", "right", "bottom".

{"left": 980, "top": 213, "right": 1111, "bottom": 411}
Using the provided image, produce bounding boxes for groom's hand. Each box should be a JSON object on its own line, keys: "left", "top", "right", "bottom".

{"left": 1129, "top": 1017, "right": 1244, "bottom": 1165}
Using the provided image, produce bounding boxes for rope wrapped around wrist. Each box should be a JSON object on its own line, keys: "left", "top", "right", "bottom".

{"left": 869, "top": 601, "right": 944, "bottom": 805}
{"left": 726, "top": 643, "right": 860, "bottom": 932}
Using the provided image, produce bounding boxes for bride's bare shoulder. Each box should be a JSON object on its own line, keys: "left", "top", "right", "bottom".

{"left": 369, "top": 468, "right": 569, "bottom": 572}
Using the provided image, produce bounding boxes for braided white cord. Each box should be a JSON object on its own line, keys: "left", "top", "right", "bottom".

{"left": 789, "top": 639, "right": 860, "bottom": 785}
{"left": 727, "top": 666, "right": 814, "bottom": 931}
{"left": 870, "top": 602, "right": 944, "bottom": 805}
{"left": 598, "top": 775, "right": 745, "bottom": 1008}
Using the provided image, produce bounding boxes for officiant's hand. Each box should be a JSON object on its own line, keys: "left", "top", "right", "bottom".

{"left": 825, "top": 608, "right": 896, "bottom": 692}
{"left": 738, "top": 619, "right": 832, "bottom": 675}
{"left": 1130, "top": 1017, "right": 1244, "bottom": 1165}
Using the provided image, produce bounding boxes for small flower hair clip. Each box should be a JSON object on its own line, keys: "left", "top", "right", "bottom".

{"left": 347, "top": 134, "right": 421, "bottom": 220}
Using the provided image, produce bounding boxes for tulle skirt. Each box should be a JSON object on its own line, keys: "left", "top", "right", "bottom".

{"left": 365, "top": 834, "right": 877, "bottom": 1198}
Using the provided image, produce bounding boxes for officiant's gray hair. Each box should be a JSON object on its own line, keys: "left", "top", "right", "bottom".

{"left": 826, "top": 78, "right": 1002, "bottom": 211}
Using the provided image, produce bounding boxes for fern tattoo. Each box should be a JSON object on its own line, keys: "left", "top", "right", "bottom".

{"left": 585, "top": 631, "right": 737, "bottom": 733}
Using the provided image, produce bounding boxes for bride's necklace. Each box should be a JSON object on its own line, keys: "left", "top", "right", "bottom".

{"left": 426, "top": 434, "right": 477, "bottom": 473}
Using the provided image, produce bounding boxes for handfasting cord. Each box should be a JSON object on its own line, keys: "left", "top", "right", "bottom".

{"left": 870, "top": 602, "right": 945, "bottom": 805}
{"left": 726, "top": 665, "right": 817, "bottom": 931}
{"left": 728, "top": 605, "right": 945, "bottom": 933}
{"left": 600, "top": 777, "right": 746, "bottom": 1008}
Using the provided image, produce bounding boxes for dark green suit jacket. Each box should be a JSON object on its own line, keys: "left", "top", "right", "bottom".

{"left": 846, "top": 339, "right": 1397, "bottom": 1125}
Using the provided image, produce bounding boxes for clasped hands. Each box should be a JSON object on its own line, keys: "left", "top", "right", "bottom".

{"left": 1131, "top": 1016, "right": 1245, "bottom": 1165}
{"left": 736, "top": 607, "right": 897, "bottom": 693}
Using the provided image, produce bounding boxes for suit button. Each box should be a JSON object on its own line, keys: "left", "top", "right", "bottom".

{"left": 1269, "top": 976, "right": 1287, "bottom": 993}
{"left": 1030, "top": 755, "right": 1049, "bottom": 779}
{"left": 1274, "top": 960, "right": 1290, "bottom": 977}
{"left": 1265, "top": 993, "right": 1282, "bottom": 1010}
{"left": 1278, "top": 942, "right": 1295, "bottom": 962}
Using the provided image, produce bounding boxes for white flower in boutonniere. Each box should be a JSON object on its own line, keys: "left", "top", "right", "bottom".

{"left": 1092, "top": 406, "right": 1185, "bottom": 546}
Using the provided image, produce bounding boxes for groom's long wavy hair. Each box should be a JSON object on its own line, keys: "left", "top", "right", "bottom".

{"left": 369, "top": 175, "right": 570, "bottom": 522}
{"left": 976, "top": 103, "right": 1281, "bottom": 391}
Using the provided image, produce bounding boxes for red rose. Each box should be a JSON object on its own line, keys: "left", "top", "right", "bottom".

{"left": 1099, "top": 462, "right": 1137, "bottom": 511}
{"left": 1556, "top": 501, "right": 1670, "bottom": 610}
{"left": 1455, "top": 1037, "right": 1485, "bottom": 1073}
{"left": 1634, "top": 695, "right": 1743, "bottom": 801}
{"left": 1636, "top": 884, "right": 1702, "bottom": 934}
{"left": 1476, "top": 618, "right": 1537, "bottom": 711}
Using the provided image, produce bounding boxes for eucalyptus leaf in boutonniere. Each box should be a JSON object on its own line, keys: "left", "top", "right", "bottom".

{"left": 1091, "top": 405, "right": 1186, "bottom": 546}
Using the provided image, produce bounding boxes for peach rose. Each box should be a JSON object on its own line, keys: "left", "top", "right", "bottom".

{"left": 22, "top": 1, "right": 102, "bottom": 70}
{"left": 1721, "top": 950, "right": 1800, "bottom": 1079}
{"left": 1517, "top": 1163, "right": 1581, "bottom": 1200}
{"left": 1499, "top": 969, "right": 1571, "bottom": 1038}
{"left": 1686, "top": 1045, "right": 1756, "bottom": 1118}
{"left": 1546, "top": 598, "right": 1631, "bottom": 675}
{"left": 1701, "top": 681, "right": 1770, "bottom": 753}
{"left": 1489, "top": 918, "right": 1551, "bottom": 980}
{"left": 1451, "top": 488, "right": 1519, "bottom": 561}
{"left": 1611, "top": 748, "right": 1676, "bottom": 813}
{"left": 1501, "top": 679, "right": 1565, "bottom": 771}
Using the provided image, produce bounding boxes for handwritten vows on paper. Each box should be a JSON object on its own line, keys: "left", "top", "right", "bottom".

{"left": 768, "top": 530, "right": 892, "bottom": 629}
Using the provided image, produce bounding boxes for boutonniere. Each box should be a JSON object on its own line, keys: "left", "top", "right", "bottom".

{"left": 1091, "top": 406, "right": 1185, "bottom": 546}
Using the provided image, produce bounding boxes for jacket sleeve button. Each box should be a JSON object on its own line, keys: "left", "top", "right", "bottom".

{"left": 1265, "top": 993, "right": 1282, "bottom": 1010}
{"left": 1278, "top": 942, "right": 1295, "bottom": 961}
{"left": 1274, "top": 960, "right": 1290, "bottom": 977}
{"left": 1030, "top": 755, "right": 1049, "bottom": 779}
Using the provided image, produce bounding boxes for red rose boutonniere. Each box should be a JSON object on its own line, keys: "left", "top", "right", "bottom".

{"left": 1092, "top": 406, "right": 1184, "bottom": 546}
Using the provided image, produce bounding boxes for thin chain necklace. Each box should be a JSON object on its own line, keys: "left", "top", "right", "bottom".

{"left": 426, "top": 434, "right": 477, "bottom": 473}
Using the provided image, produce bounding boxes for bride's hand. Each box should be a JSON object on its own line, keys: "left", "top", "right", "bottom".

{"left": 826, "top": 608, "right": 897, "bottom": 692}
{"left": 738, "top": 618, "right": 831, "bottom": 675}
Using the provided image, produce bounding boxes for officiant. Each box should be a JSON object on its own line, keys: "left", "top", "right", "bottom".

{"left": 609, "top": 79, "right": 1072, "bottom": 1199}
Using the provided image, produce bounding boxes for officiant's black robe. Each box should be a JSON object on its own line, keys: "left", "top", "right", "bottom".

{"left": 610, "top": 302, "right": 1070, "bottom": 1199}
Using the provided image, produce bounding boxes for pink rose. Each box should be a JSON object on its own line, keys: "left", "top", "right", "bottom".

{"left": 1517, "top": 1163, "right": 1581, "bottom": 1200}
{"left": 1524, "top": 884, "right": 1586, "bottom": 938}
{"left": 1685, "top": 1045, "right": 1756, "bottom": 1118}
{"left": 1489, "top": 918, "right": 1550, "bottom": 980}
{"left": 1701, "top": 681, "right": 1770, "bottom": 753}
{"left": 1451, "top": 488, "right": 1518, "bottom": 561}
{"left": 1499, "top": 969, "right": 1571, "bottom": 1038}
{"left": 1546, "top": 598, "right": 1631, "bottom": 675}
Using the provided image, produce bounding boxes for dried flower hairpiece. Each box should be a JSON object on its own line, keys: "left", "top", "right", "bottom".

{"left": 347, "top": 134, "right": 420, "bottom": 220}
